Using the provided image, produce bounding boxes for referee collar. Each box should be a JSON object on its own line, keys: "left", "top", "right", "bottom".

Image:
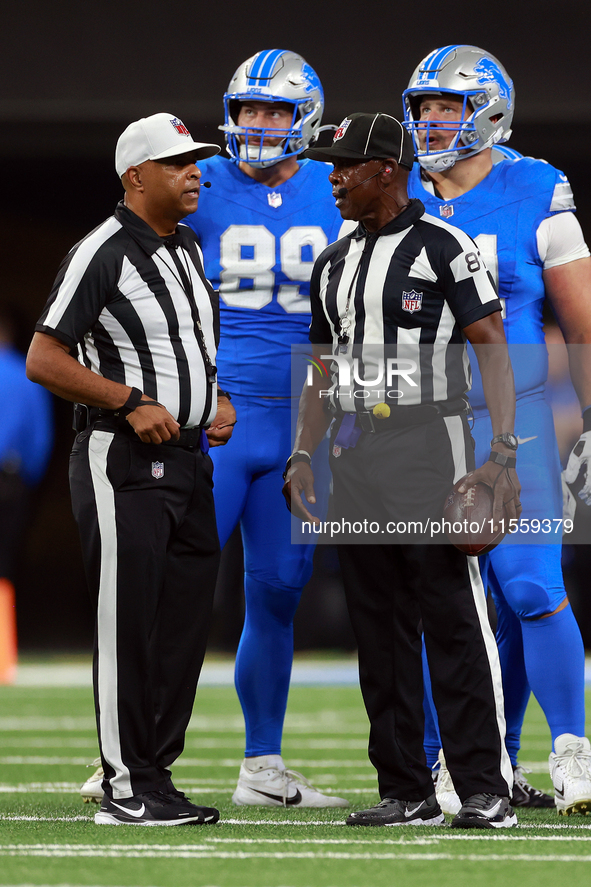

{"left": 350, "top": 198, "right": 425, "bottom": 240}
{"left": 114, "top": 201, "right": 194, "bottom": 256}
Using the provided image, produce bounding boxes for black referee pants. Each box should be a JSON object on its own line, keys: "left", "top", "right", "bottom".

{"left": 69, "top": 427, "right": 220, "bottom": 800}
{"left": 331, "top": 415, "right": 512, "bottom": 803}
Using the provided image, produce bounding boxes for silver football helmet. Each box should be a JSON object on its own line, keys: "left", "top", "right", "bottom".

{"left": 402, "top": 45, "right": 515, "bottom": 172}
{"left": 220, "top": 49, "right": 324, "bottom": 168}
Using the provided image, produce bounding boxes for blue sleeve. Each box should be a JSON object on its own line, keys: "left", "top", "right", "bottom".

{"left": 21, "top": 383, "right": 53, "bottom": 485}
{"left": 0, "top": 353, "right": 54, "bottom": 486}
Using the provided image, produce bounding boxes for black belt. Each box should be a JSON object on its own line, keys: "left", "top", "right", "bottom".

{"left": 349, "top": 398, "right": 468, "bottom": 433}
{"left": 158, "top": 427, "right": 204, "bottom": 448}
{"left": 90, "top": 410, "right": 205, "bottom": 449}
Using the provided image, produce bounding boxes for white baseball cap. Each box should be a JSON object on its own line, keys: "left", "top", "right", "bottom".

{"left": 115, "top": 112, "right": 220, "bottom": 176}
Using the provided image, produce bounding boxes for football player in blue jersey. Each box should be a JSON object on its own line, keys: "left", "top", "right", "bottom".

{"left": 182, "top": 50, "right": 349, "bottom": 807}
{"left": 402, "top": 45, "right": 591, "bottom": 815}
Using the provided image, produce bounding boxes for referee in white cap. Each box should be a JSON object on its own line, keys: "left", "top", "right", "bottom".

{"left": 27, "top": 113, "right": 236, "bottom": 826}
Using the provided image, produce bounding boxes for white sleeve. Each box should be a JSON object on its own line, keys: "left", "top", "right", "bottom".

{"left": 536, "top": 212, "right": 590, "bottom": 269}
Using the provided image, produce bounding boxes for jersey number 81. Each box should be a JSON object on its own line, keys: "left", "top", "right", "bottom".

{"left": 219, "top": 225, "right": 328, "bottom": 313}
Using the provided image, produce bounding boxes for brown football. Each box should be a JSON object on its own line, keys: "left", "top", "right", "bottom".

{"left": 442, "top": 478, "right": 508, "bottom": 556}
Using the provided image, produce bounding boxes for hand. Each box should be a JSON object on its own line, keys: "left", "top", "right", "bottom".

{"left": 458, "top": 462, "right": 522, "bottom": 526}
{"left": 563, "top": 431, "right": 591, "bottom": 505}
{"left": 206, "top": 398, "right": 236, "bottom": 447}
{"left": 282, "top": 461, "right": 320, "bottom": 524}
{"left": 126, "top": 401, "right": 180, "bottom": 444}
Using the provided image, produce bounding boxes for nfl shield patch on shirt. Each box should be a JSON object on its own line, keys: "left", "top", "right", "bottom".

{"left": 151, "top": 461, "right": 164, "bottom": 479}
{"left": 439, "top": 204, "right": 454, "bottom": 218}
{"left": 267, "top": 191, "right": 282, "bottom": 208}
{"left": 402, "top": 291, "right": 423, "bottom": 313}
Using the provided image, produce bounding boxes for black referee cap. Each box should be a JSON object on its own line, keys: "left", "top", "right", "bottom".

{"left": 304, "top": 112, "right": 414, "bottom": 170}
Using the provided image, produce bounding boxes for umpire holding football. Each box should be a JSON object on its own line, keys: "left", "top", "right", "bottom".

{"left": 27, "top": 113, "right": 235, "bottom": 826}
{"left": 283, "top": 113, "right": 522, "bottom": 829}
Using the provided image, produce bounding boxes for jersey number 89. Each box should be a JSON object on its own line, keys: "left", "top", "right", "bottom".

{"left": 219, "top": 225, "right": 328, "bottom": 313}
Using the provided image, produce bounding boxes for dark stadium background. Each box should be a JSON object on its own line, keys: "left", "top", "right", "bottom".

{"left": 2, "top": 0, "right": 590, "bottom": 652}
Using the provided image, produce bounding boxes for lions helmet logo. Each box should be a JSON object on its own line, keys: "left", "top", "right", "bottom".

{"left": 474, "top": 58, "right": 514, "bottom": 109}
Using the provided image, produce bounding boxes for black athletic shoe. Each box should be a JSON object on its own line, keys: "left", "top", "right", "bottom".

{"left": 346, "top": 794, "right": 444, "bottom": 826}
{"left": 451, "top": 793, "right": 517, "bottom": 829}
{"left": 164, "top": 786, "right": 220, "bottom": 822}
{"left": 511, "top": 765, "right": 555, "bottom": 808}
{"left": 94, "top": 790, "right": 219, "bottom": 826}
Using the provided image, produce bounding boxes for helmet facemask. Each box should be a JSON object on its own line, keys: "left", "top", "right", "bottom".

{"left": 223, "top": 96, "right": 316, "bottom": 169}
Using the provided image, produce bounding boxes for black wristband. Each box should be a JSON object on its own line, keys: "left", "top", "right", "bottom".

{"left": 282, "top": 452, "right": 311, "bottom": 480}
{"left": 583, "top": 407, "right": 591, "bottom": 433}
{"left": 117, "top": 387, "right": 144, "bottom": 416}
{"left": 488, "top": 450, "right": 517, "bottom": 469}
{"left": 217, "top": 389, "right": 232, "bottom": 401}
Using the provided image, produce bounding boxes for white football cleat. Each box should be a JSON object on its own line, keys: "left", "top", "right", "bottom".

{"left": 80, "top": 757, "right": 104, "bottom": 804}
{"left": 434, "top": 749, "right": 461, "bottom": 815}
{"left": 232, "top": 755, "right": 349, "bottom": 808}
{"left": 549, "top": 733, "right": 591, "bottom": 815}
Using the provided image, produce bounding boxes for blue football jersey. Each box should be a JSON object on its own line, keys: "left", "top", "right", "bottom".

{"left": 183, "top": 156, "right": 344, "bottom": 397}
{"left": 408, "top": 156, "right": 577, "bottom": 409}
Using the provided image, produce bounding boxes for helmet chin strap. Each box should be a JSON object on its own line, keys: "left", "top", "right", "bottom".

{"left": 239, "top": 143, "right": 286, "bottom": 169}
{"left": 418, "top": 137, "right": 494, "bottom": 173}
{"left": 418, "top": 152, "right": 460, "bottom": 173}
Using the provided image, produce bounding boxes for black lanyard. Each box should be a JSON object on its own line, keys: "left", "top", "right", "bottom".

{"left": 338, "top": 234, "right": 377, "bottom": 353}
{"left": 158, "top": 241, "right": 217, "bottom": 383}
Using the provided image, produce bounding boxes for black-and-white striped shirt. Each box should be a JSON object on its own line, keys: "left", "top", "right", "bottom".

{"left": 36, "top": 202, "right": 219, "bottom": 429}
{"left": 309, "top": 199, "right": 501, "bottom": 410}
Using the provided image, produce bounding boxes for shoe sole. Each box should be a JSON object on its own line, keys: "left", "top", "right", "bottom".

{"left": 557, "top": 799, "right": 591, "bottom": 815}
{"left": 451, "top": 813, "right": 518, "bottom": 829}
{"left": 94, "top": 812, "right": 209, "bottom": 826}
{"left": 346, "top": 814, "right": 445, "bottom": 827}
{"left": 81, "top": 793, "right": 102, "bottom": 804}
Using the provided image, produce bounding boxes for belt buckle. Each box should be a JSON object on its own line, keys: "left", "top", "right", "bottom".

{"left": 357, "top": 412, "right": 376, "bottom": 433}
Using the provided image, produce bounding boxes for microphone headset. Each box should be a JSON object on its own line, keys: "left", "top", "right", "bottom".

{"left": 336, "top": 166, "right": 393, "bottom": 198}
{"left": 202, "top": 181, "right": 212, "bottom": 188}
{"left": 336, "top": 165, "right": 409, "bottom": 212}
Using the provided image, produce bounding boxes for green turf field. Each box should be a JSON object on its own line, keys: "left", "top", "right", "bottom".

{"left": 1, "top": 665, "right": 590, "bottom": 887}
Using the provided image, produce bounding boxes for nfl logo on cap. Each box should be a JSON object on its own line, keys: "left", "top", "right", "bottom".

{"left": 334, "top": 118, "right": 352, "bottom": 141}
{"left": 170, "top": 117, "right": 190, "bottom": 136}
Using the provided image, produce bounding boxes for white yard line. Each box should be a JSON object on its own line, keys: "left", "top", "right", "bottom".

{"left": 0, "top": 845, "right": 590, "bottom": 861}
{"left": 4, "top": 814, "right": 591, "bottom": 829}
{"left": 0, "top": 717, "right": 367, "bottom": 734}
{"left": 0, "top": 718, "right": 97, "bottom": 732}
{"left": 0, "top": 816, "right": 92, "bottom": 822}
{"left": 6, "top": 836, "right": 591, "bottom": 847}
{"left": 0, "top": 756, "right": 371, "bottom": 768}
